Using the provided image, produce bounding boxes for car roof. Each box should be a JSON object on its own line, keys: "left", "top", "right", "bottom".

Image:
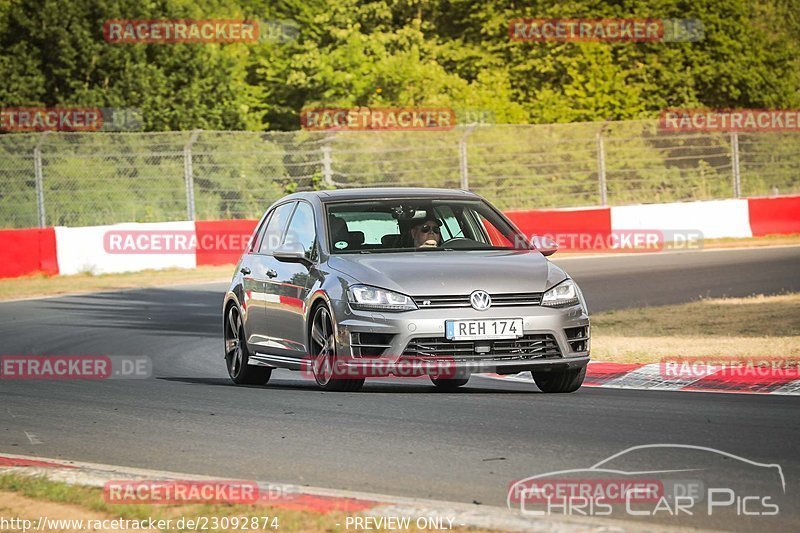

{"left": 285, "top": 187, "right": 480, "bottom": 203}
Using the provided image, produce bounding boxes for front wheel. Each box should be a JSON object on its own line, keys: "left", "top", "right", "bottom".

{"left": 225, "top": 305, "right": 272, "bottom": 385}
{"left": 309, "top": 305, "right": 364, "bottom": 392}
{"left": 532, "top": 365, "right": 586, "bottom": 393}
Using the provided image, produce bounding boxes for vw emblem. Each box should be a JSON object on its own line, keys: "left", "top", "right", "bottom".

{"left": 470, "top": 290, "right": 492, "bottom": 311}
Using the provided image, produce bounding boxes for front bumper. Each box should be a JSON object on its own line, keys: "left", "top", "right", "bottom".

{"left": 329, "top": 299, "right": 590, "bottom": 376}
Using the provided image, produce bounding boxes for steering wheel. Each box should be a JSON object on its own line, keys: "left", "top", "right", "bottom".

{"left": 441, "top": 237, "right": 472, "bottom": 247}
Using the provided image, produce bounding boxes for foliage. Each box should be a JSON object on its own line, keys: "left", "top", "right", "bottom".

{"left": 0, "top": 0, "right": 797, "bottom": 130}
{"left": 0, "top": 1, "right": 798, "bottom": 226}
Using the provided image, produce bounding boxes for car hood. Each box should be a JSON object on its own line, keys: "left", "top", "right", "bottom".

{"left": 327, "top": 250, "right": 566, "bottom": 296}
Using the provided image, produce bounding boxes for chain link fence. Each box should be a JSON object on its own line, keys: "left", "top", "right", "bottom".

{"left": 0, "top": 120, "right": 798, "bottom": 228}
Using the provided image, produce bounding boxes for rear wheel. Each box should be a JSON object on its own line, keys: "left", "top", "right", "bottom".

{"left": 430, "top": 376, "right": 469, "bottom": 390}
{"left": 225, "top": 304, "right": 272, "bottom": 385}
{"left": 309, "top": 304, "right": 364, "bottom": 392}
{"left": 532, "top": 365, "right": 586, "bottom": 393}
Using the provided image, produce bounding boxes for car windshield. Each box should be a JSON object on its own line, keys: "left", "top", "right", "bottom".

{"left": 325, "top": 198, "right": 529, "bottom": 253}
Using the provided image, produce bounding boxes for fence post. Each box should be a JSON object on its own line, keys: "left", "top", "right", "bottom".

{"left": 183, "top": 130, "right": 201, "bottom": 221}
{"left": 596, "top": 130, "right": 608, "bottom": 207}
{"left": 321, "top": 145, "right": 335, "bottom": 187}
{"left": 459, "top": 124, "right": 477, "bottom": 191}
{"left": 731, "top": 131, "right": 741, "bottom": 198}
{"left": 33, "top": 132, "right": 49, "bottom": 228}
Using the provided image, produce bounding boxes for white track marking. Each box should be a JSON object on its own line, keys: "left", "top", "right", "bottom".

{"left": 0, "top": 451, "right": 707, "bottom": 533}
{"left": 553, "top": 243, "right": 800, "bottom": 261}
{"left": 24, "top": 431, "right": 43, "bottom": 445}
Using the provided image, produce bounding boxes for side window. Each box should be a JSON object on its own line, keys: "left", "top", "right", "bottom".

{"left": 250, "top": 214, "right": 272, "bottom": 253}
{"left": 283, "top": 202, "right": 317, "bottom": 260}
{"left": 434, "top": 206, "right": 462, "bottom": 240}
{"left": 258, "top": 202, "right": 295, "bottom": 254}
{"left": 474, "top": 211, "right": 513, "bottom": 247}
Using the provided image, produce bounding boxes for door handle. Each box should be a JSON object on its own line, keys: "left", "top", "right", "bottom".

{"left": 240, "top": 267, "right": 251, "bottom": 275}
{"left": 266, "top": 269, "right": 278, "bottom": 278}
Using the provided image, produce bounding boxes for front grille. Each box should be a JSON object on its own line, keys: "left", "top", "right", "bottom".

{"left": 413, "top": 292, "right": 542, "bottom": 308}
{"left": 402, "top": 334, "right": 561, "bottom": 362}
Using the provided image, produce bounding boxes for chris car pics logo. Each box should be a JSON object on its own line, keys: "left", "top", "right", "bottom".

{"left": 508, "top": 444, "right": 784, "bottom": 518}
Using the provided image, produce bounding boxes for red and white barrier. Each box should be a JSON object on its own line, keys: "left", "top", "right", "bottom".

{"left": 195, "top": 219, "right": 258, "bottom": 266}
{"left": 506, "top": 206, "right": 611, "bottom": 241}
{"left": 610, "top": 199, "right": 753, "bottom": 239}
{"left": 0, "top": 228, "right": 58, "bottom": 278}
{"left": 508, "top": 195, "right": 799, "bottom": 250}
{"left": 747, "top": 196, "right": 800, "bottom": 236}
{"left": 54, "top": 221, "right": 196, "bottom": 275}
{"left": 0, "top": 195, "right": 797, "bottom": 279}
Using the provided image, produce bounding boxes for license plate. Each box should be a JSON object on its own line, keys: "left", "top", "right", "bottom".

{"left": 445, "top": 318, "right": 523, "bottom": 340}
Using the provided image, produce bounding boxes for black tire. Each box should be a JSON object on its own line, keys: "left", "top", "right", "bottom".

{"left": 309, "top": 304, "right": 364, "bottom": 392}
{"left": 225, "top": 304, "right": 272, "bottom": 385}
{"left": 532, "top": 365, "right": 586, "bottom": 393}
{"left": 430, "top": 376, "right": 470, "bottom": 390}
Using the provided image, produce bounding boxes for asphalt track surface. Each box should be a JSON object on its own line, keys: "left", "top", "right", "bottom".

{"left": 1, "top": 246, "right": 799, "bottom": 531}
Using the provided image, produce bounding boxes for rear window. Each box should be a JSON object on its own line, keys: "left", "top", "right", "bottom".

{"left": 337, "top": 211, "right": 399, "bottom": 245}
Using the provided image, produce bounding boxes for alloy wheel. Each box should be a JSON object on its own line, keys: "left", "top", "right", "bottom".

{"left": 225, "top": 306, "right": 244, "bottom": 379}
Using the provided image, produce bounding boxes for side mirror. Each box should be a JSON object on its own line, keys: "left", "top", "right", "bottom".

{"left": 273, "top": 242, "right": 310, "bottom": 264}
{"left": 532, "top": 235, "right": 558, "bottom": 257}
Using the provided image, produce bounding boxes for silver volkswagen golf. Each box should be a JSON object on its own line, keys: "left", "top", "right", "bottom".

{"left": 223, "top": 188, "right": 590, "bottom": 392}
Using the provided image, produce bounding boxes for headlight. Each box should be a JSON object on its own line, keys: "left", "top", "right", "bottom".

{"left": 541, "top": 279, "right": 580, "bottom": 308}
{"left": 575, "top": 280, "right": 589, "bottom": 314}
{"left": 347, "top": 285, "right": 418, "bottom": 312}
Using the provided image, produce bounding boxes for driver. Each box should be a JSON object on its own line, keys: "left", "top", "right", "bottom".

{"left": 409, "top": 219, "right": 442, "bottom": 248}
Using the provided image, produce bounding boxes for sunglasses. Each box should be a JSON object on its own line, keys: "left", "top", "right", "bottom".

{"left": 418, "top": 224, "right": 441, "bottom": 234}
